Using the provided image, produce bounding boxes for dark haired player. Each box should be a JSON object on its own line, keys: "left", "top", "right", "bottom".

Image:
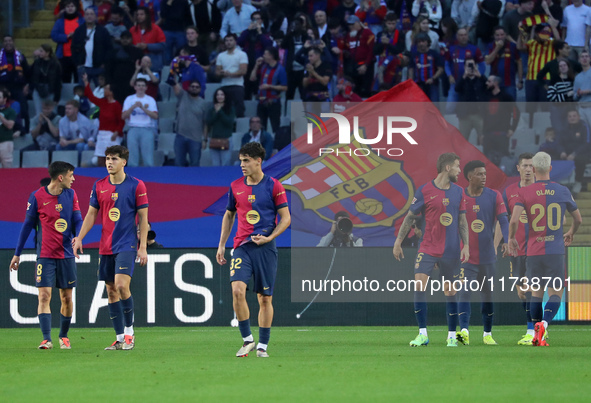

{"left": 502, "top": 152, "right": 535, "bottom": 345}
{"left": 509, "top": 152, "right": 582, "bottom": 346}
{"left": 10, "top": 161, "right": 82, "bottom": 349}
{"left": 456, "top": 160, "right": 509, "bottom": 346}
{"left": 393, "top": 153, "right": 470, "bottom": 347}
{"left": 73, "top": 145, "right": 149, "bottom": 350}
{"left": 216, "top": 142, "right": 290, "bottom": 358}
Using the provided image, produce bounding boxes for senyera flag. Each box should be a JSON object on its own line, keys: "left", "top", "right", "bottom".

{"left": 206, "top": 80, "right": 507, "bottom": 246}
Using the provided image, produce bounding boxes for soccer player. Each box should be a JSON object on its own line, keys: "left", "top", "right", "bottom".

{"left": 508, "top": 152, "right": 582, "bottom": 346}
{"left": 393, "top": 153, "right": 470, "bottom": 347}
{"left": 73, "top": 145, "right": 149, "bottom": 350}
{"left": 502, "top": 152, "right": 536, "bottom": 345}
{"left": 456, "top": 160, "right": 509, "bottom": 346}
{"left": 216, "top": 142, "right": 290, "bottom": 358}
{"left": 9, "top": 161, "right": 82, "bottom": 349}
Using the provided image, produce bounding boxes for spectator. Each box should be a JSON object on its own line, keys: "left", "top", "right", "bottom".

{"left": 206, "top": 88, "right": 235, "bottom": 166}
{"left": 30, "top": 44, "right": 62, "bottom": 116}
{"left": 0, "top": 87, "right": 17, "bottom": 168}
{"left": 374, "top": 51, "right": 409, "bottom": 93}
{"left": 560, "top": 109, "right": 591, "bottom": 194}
{"left": 485, "top": 26, "right": 523, "bottom": 100}
{"left": 73, "top": 85, "right": 91, "bottom": 116}
{"left": 142, "top": 222, "right": 164, "bottom": 248}
{"left": 54, "top": 0, "right": 85, "bottom": 20}
{"left": 574, "top": 50, "right": 591, "bottom": 127}
{"left": 405, "top": 16, "right": 439, "bottom": 53}
{"left": 451, "top": 0, "right": 477, "bottom": 29}
{"left": 106, "top": 31, "right": 143, "bottom": 104}
{"left": 408, "top": 33, "right": 444, "bottom": 102}
{"left": 412, "top": 0, "right": 442, "bottom": 31}
{"left": 266, "top": 3, "right": 288, "bottom": 36}
{"left": 169, "top": 49, "right": 207, "bottom": 96}
{"left": 283, "top": 17, "right": 310, "bottom": 101}
{"left": 104, "top": 7, "right": 130, "bottom": 43}
{"left": 238, "top": 11, "right": 274, "bottom": 100}
{"left": 250, "top": 47, "right": 287, "bottom": 135}
{"left": 185, "top": 26, "right": 211, "bottom": 73}
{"left": 538, "top": 127, "right": 564, "bottom": 160}
{"left": 56, "top": 99, "right": 96, "bottom": 154}
{"left": 561, "top": 0, "right": 590, "bottom": 60}
{"left": 446, "top": 27, "right": 485, "bottom": 113}
{"left": 314, "top": 10, "right": 331, "bottom": 47}
{"left": 72, "top": 7, "right": 113, "bottom": 86}
{"left": 482, "top": 75, "right": 520, "bottom": 167}
{"left": 137, "top": 0, "right": 161, "bottom": 25}
{"left": 160, "top": 0, "right": 192, "bottom": 65}
{"left": 170, "top": 78, "right": 208, "bottom": 166}
{"left": 455, "top": 58, "right": 487, "bottom": 142}
{"left": 130, "top": 6, "right": 167, "bottom": 74}
{"left": 545, "top": 59, "right": 575, "bottom": 134}
{"left": 216, "top": 0, "right": 252, "bottom": 13}
{"left": 51, "top": 0, "right": 84, "bottom": 83}
{"left": 334, "top": 77, "right": 363, "bottom": 110}
{"left": 356, "top": 0, "right": 388, "bottom": 35}
{"left": 241, "top": 116, "right": 274, "bottom": 160}
{"left": 344, "top": 15, "right": 375, "bottom": 98}
{"left": 303, "top": 47, "right": 333, "bottom": 102}
{"left": 537, "top": 40, "right": 582, "bottom": 85}
{"left": 333, "top": 0, "right": 358, "bottom": 26}
{"left": 470, "top": 0, "right": 503, "bottom": 55}
{"left": 219, "top": 0, "right": 257, "bottom": 39}
{"left": 130, "top": 56, "right": 160, "bottom": 99}
{"left": 25, "top": 100, "right": 61, "bottom": 153}
{"left": 189, "top": 0, "right": 222, "bottom": 52}
{"left": 96, "top": 0, "right": 113, "bottom": 26}
{"left": 122, "top": 78, "right": 159, "bottom": 166}
{"left": 374, "top": 12, "right": 405, "bottom": 61}
{"left": 82, "top": 73, "right": 124, "bottom": 167}
{"left": 502, "top": 0, "right": 534, "bottom": 43}
{"left": 0, "top": 35, "right": 31, "bottom": 132}
{"left": 87, "top": 73, "right": 106, "bottom": 110}
{"left": 215, "top": 33, "right": 248, "bottom": 117}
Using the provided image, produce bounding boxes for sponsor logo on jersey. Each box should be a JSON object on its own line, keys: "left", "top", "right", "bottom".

{"left": 440, "top": 212, "right": 453, "bottom": 226}
{"left": 471, "top": 219, "right": 484, "bottom": 233}
{"left": 109, "top": 207, "right": 121, "bottom": 221}
{"left": 246, "top": 210, "right": 260, "bottom": 224}
{"left": 54, "top": 218, "right": 68, "bottom": 233}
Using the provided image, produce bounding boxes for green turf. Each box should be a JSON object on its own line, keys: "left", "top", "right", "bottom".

{"left": 1, "top": 326, "right": 590, "bottom": 402}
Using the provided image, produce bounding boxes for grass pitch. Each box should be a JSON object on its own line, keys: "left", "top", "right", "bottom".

{"left": 1, "top": 326, "right": 590, "bottom": 402}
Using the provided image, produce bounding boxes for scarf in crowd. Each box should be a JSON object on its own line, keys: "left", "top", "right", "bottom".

{"left": 0, "top": 48, "right": 23, "bottom": 74}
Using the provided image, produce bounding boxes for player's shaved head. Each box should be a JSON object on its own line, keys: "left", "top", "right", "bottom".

{"left": 532, "top": 152, "right": 551, "bottom": 173}
{"left": 49, "top": 161, "right": 75, "bottom": 179}
{"left": 437, "top": 152, "right": 460, "bottom": 173}
{"left": 105, "top": 145, "right": 130, "bottom": 162}
{"left": 463, "top": 160, "right": 486, "bottom": 181}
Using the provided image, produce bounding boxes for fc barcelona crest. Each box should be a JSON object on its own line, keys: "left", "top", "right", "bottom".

{"left": 280, "top": 140, "right": 414, "bottom": 227}
{"left": 473, "top": 205, "right": 480, "bottom": 212}
{"left": 248, "top": 194, "right": 256, "bottom": 203}
{"left": 442, "top": 198, "right": 450, "bottom": 206}
{"left": 111, "top": 193, "right": 118, "bottom": 201}
{"left": 55, "top": 204, "right": 63, "bottom": 212}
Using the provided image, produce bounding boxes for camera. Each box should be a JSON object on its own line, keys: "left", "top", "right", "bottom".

{"left": 336, "top": 216, "right": 353, "bottom": 236}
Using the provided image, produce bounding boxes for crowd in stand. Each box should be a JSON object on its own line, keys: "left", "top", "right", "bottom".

{"left": 1, "top": 0, "right": 591, "bottom": 187}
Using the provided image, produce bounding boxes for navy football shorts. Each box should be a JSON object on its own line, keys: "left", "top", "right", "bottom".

{"left": 526, "top": 254, "right": 565, "bottom": 285}
{"left": 36, "top": 258, "right": 76, "bottom": 289}
{"left": 230, "top": 241, "right": 278, "bottom": 296}
{"left": 510, "top": 255, "right": 528, "bottom": 282}
{"left": 415, "top": 252, "right": 460, "bottom": 280}
{"left": 98, "top": 251, "right": 137, "bottom": 282}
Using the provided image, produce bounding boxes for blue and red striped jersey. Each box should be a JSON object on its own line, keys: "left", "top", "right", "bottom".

{"left": 515, "top": 180, "right": 577, "bottom": 256}
{"left": 21, "top": 187, "right": 81, "bottom": 259}
{"left": 411, "top": 50, "right": 443, "bottom": 82}
{"left": 503, "top": 181, "right": 530, "bottom": 256}
{"left": 226, "top": 175, "right": 288, "bottom": 249}
{"left": 257, "top": 63, "right": 287, "bottom": 101}
{"left": 410, "top": 181, "right": 466, "bottom": 259}
{"left": 89, "top": 175, "right": 148, "bottom": 255}
{"left": 463, "top": 187, "right": 507, "bottom": 264}
{"left": 446, "top": 44, "right": 484, "bottom": 80}
{"left": 487, "top": 41, "right": 519, "bottom": 88}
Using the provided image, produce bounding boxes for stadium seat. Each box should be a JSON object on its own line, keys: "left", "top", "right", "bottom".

{"left": 159, "top": 117, "right": 175, "bottom": 133}
{"left": 157, "top": 101, "right": 177, "bottom": 119}
{"left": 13, "top": 133, "right": 34, "bottom": 150}
{"left": 204, "top": 83, "right": 222, "bottom": 102}
{"left": 159, "top": 82, "right": 170, "bottom": 101}
{"left": 12, "top": 149, "right": 20, "bottom": 168}
{"left": 235, "top": 117, "right": 250, "bottom": 134}
{"left": 22, "top": 151, "right": 49, "bottom": 168}
{"left": 51, "top": 150, "right": 79, "bottom": 167}
{"left": 200, "top": 147, "right": 212, "bottom": 166}
{"left": 244, "top": 100, "right": 258, "bottom": 118}
{"left": 280, "top": 116, "right": 291, "bottom": 127}
{"left": 59, "top": 83, "right": 77, "bottom": 104}
{"left": 157, "top": 132, "right": 176, "bottom": 159}
{"left": 153, "top": 149, "right": 165, "bottom": 166}
{"left": 80, "top": 150, "right": 95, "bottom": 167}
